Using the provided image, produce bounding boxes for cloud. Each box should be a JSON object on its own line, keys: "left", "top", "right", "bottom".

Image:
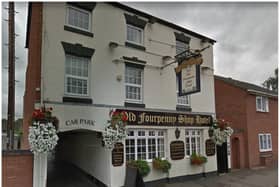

{"left": 125, "top": 2, "right": 278, "bottom": 86}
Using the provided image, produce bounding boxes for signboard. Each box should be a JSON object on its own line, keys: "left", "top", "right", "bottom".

{"left": 205, "top": 139, "right": 216, "bottom": 156}
{"left": 170, "top": 141, "right": 185, "bottom": 160}
{"left": 112, "top": 143, "right": 124, "bottom": 167}
{"left": 175, "top": 56, "right": 202, "bottom": 96}
{"left": 116, "top": 109, "right": 212, "bottom": 127}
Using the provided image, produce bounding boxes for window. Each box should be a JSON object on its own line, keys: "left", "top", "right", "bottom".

{"left": 176, "top": 40, "right": 189, "bottom": 59}
{"left": 65, "top": 54, "right": 89, "bottom": 96}
{"left": 126, "top": 24, "right": 143, "bottom": 45}
{"left": 66, "top": 6, "right": 91, "bottom": 31}
{"left": 125, "top": 66, "right": 143, "bottom": 103}
{"left": 176, "top": 77, "right": 190, "bottom": 106}
{"left": 185, "top": 129, "right": 202, "bottom": 156}
{"left": 256, "top": 96, "right": 269, "bottom": 112}
{"left": 125, "top": 130, "right": 165, "bottom": 161}
{"left": 259, "top": 133, "right": 272, "bottom": 152}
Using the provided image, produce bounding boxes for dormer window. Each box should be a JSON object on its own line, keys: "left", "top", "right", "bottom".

{"left": 256, "top": 96, "right": 269, "bottom": 112}
{"left": 66, "top": 6, "right": 91, "bottom": 32}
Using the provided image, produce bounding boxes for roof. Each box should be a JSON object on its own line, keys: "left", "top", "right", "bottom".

{"left": 25, "top": 2, "right": 216, "bottom": 48}
{"left": 108, "top": 3, "right": 216, "bottom": 44}
{"left": 215, "top": 75, "right": 278, "bottom": 97}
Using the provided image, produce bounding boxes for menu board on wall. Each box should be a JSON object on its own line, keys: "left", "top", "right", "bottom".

{"left": 205, "top": 139, "right": 216, "bottom": 156}
{"left": 170, "top": 141, "right": 185, "bottom": 160}
{"left": 112, "top": 143, "right": 124, "bottom": 167}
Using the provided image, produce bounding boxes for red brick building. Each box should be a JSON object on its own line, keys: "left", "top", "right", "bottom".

{"left": 215, "top": 75, "right": 278, "bottom": 169}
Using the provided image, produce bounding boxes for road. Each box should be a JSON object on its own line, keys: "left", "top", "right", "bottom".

{"left": 163, "top": 167, "right": 278, "bottom": 187}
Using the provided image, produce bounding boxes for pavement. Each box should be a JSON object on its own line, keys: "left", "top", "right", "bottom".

{"left": 47, "top": 158, "right": 98, "bottom": 187}
{"left": 162, "top": 167, "right": 278, "bottom": 187}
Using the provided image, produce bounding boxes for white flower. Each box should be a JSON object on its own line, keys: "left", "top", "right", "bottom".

{"left": 28, "top": 122, "right": 59, "bottom": 154}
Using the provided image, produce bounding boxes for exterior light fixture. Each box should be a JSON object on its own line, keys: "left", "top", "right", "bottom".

{"left": 175, "top": 128, "right": 180, "bottom": 139}
{"left": 109, "top": 41, "right": 119, "bottom": 49}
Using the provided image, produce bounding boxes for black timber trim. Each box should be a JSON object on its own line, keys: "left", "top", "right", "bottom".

{"left": 63, "top": 96, "right": 93, "bottom": 104}
{"left": 175, "top": 32, "right": 191, "bottom": 43}
{"left": 61, "top": 41, "right": 95, "bottom": 58}
{"left": 125, "top": 42, "right": 146, "bottom": 51}
{"left": 67, "top": 2, "right": 96, "bottom": 11}
{"left": 125, "top": 61, "right": 145, "bottom": 69}
{"left": 108, "top": 3, "right": 216, "bottom": 44}
{"left": 123, "top": 56, "right": 146, "bottom": 64}
{"left": 176, "top": 105, "right": 192, "bottom": 112}
{"left": 124, "top": 102, "right": 145, "bottom": 108}
{"left": 124, "top": 13, "right": 147, "bottom": 29}
{"left": 64, "top": 25, "right": 94, "bottom": 37}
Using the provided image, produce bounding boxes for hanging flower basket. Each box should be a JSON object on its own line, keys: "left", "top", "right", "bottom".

{"left": 28, "top": 107, "right": 59, "bottom": 154}
{"left": 209, "top": 119, "right": 233, "bottom": 146}
{"left": 102, "top": 110, "right": 128, "bottom": 149}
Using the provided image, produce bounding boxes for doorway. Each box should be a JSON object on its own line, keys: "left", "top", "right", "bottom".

{"left": 231, "top": 137, "right": 240, "bottom": 169}
{"left": 216, "top": 142, "right": 229, "bottom": 173}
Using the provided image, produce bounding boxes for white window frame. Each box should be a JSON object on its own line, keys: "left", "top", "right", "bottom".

{"left": 64, "top": 54, "right": 90, "bottom": 97}
{"left": 125, "top": 66, "right": 143, "bottom": 103}
{"left": 258, "top": 133, "right": 272, "bottom": 152}
{"left": 185, "top": 129, "right": 202, "bottom": 157}
{"left": 66, "top": 5, "right": 91, "bottom": 32}
{"left": 126, "top": 24, "right": 144, "bottom": 46}
{"left": 176, "top": 77, "right": 190, "bottom": 106}
{"left": 125, "top": 129, "right": 166, "bottom": 162}
{"left": 256, "top": 96, "right": 269, "bottom": 112}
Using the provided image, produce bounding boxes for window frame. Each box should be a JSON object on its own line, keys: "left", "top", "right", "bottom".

{"left": 66, "top": 5, "right": 92, "bottom": 32}
{"left": 64, "top": 54, "right": 90, "bottom": 97}
{"left": 126, "top": 24, "right": 144, "bottom": 46}
{"left": 185, "top": 129, "right": 202, "bottom": 158}
{"left": 125, "top": 129, "right": 166, "bottom": 162}
{"left": 258, "top": 133, "right": 272, "bottom": 152}
{"left": 124, "top": 65, "right": 144, "bottom": 103}
{"left": 176, "top": 76, "right": 190, "bottom": 106}
{"left": 256, "top": 96, "right": 269, "bottom": 112}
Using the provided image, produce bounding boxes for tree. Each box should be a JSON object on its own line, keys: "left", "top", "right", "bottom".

{"left": 263, "top": 68, "right": 278, "bottom": 92}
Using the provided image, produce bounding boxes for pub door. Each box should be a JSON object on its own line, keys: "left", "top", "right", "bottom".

{"left": 216, "top": 142, "right": 229, "bottom": 173}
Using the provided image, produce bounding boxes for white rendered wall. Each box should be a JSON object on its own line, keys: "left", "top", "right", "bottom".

{"left": 40, "top": 2, "right": 217, "bottom": 187}
{"left": 41, "top": 2, "right": 215, "bottom": 114}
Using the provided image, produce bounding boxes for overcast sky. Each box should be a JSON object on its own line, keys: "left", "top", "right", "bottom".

{"left": 1, "top": 2, "right": 278, "bottom": 119}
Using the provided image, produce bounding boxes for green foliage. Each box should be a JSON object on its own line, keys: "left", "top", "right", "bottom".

{"left": 127, "top": 160, "right": 150, "bottom": 177}
{"left": 263, "top": 68, "right": 278, "bottom": 92}
{"left": 190, "top": 153, "right": 207, "bottom": 165}
{"left": 152, "top": 157, "right": 171, "bottom": 173}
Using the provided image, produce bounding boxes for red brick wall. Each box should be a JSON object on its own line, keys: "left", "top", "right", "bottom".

{"left": 22, "top": 3, "right": 43, "bottom": 149}
{"left": 2, "top": 150, "right": 33, "bottom": 187}
{"left": 246, "top": 94, "right": 278, "bottom": 168}
{"left": 215, "top": 78, "right": 249, "bottom": 168}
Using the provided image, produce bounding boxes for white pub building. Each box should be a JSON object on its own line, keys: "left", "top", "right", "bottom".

{"left": 23, "top": 2, "right": 228, "bottom": 187}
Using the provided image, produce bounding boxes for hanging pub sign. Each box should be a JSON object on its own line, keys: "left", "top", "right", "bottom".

{"left": 116, "top": 109, "right": 212, "bottom": 127}
{"left": 175, "top": 55, "right": 203, "bottom": 96}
